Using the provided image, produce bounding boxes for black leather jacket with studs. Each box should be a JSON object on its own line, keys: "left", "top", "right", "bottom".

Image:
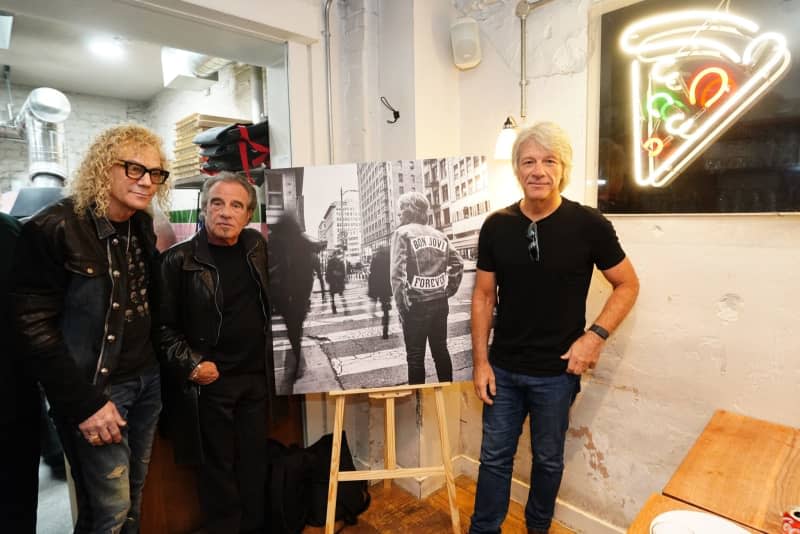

{"left": 12, "top": 198, "right": 158, "bottom": 422}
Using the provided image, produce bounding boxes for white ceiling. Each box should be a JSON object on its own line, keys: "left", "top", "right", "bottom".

{"left": 0, "top": 15, "right": 164, "bottom": 101}
{"left": 0, "top": 0, "right": 288, "bottom": 102}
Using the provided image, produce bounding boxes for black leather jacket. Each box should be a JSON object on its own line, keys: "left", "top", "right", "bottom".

{"left": 12, "top": 198, "right": 158, "bottom": 422}
{"left": 154, "top": 227, "right": 284, "bottom": 464}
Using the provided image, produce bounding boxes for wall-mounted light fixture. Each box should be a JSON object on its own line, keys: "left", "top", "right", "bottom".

{"left": 494, "top": 0, "right": 556, "bottom": 160}
{"left": 494, "top": 116, "right": 518, "bottom": 159}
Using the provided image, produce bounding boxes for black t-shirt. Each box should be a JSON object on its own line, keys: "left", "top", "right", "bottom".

{"left": 477, "top": 198, "right": 625, "bottom": 376}
{"left": 111, "top": 220, "right": 157, "bottom": 384}
{"left": 208, "top": 241, "right": 266, "bottom": 374}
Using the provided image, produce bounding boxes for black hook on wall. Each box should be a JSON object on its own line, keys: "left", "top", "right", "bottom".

{"left": 380, "top": 96, "right": 400, "bottom": 124}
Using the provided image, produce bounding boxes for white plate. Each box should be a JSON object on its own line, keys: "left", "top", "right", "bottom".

{"left": 650, "top": 510, "right": 749, "bottom": 534}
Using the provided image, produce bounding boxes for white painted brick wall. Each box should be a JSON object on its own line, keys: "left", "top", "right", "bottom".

{"left": 0, "top": 84, "right": 131, "bottom": 193}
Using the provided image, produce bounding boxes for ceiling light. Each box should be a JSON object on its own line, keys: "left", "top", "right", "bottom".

{"left": 88, "top": 37, "right": 125, "bottom": 60}
{"left": 0, "top": 12, "right": 13, "bottom": 50}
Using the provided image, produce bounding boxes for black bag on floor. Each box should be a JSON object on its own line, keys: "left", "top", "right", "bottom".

{"left": 305, "top": 432, "right": 371, "bottom": 528}
{"left": 265, "top": 439, "right": 313, "bottom": 534}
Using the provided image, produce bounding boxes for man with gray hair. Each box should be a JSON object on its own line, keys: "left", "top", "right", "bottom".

{"left": 391, "top": 191, "right": 463, "bottom": 384}
{"left": 470, "top": 122, "right": 639, "bottom": 533}
{"left": 155, "top": 172, "right": 282, "bottom": 534}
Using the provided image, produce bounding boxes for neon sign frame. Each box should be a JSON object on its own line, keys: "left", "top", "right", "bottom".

{"left": 620, "top": 10, "right": 791, "bottom": 188}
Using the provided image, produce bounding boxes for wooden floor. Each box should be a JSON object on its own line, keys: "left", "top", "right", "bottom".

{"left": 304, "top": 475, "right": 575, "bottom": 534}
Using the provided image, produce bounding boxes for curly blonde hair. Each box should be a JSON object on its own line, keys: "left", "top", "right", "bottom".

{"left": 70, "top": 124, "right": 171, "bottom": 217}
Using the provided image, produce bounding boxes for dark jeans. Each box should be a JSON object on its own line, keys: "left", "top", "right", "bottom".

{"left": 469, "top": 366, "right": 580, "bottom": 533}
{"left": 40, "top": 388, "right": 66, "bottom": 477}
{"left": 198, "top": 373, "right": 267, "bottom": 534}
{"left": 330, "top": 290, "right": 347, "bottom": 314}
{"left": 56, "top": 367, "right": 162, "bottom": 534}
{"left": 0, "top": 380, "right": 41, "bottom": 534}
{"left": 400, "top": 298, "right": 452, "bottom": 384}
{"left": 373, "top": 297, "right": 391, "bottom": 338}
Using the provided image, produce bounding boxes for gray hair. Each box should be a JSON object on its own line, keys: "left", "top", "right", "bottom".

{"left": 398, "top": 191, "right": 429, "bottom": 225}
{"left": 512, "top": 122, "right": 573, "bottom": 192}
{"left": 200, "top": 172, "right": 258, "bottom": 213}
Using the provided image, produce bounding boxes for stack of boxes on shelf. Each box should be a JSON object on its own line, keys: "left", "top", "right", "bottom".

{"left": 172, "top": 113, "right": 250, "bottom": 180}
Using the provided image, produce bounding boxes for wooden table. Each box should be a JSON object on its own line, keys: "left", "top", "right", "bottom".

{"left": 628, "top": 494, "right": 760, "bottom": 533}
{"left": 663, "top": 410, "right": 800, "bottom": 534}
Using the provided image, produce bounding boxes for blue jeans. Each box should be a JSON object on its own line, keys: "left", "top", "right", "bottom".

{"left": 469, "top": 366, "right": 580, "bottom": 533}
{"left": 56, "top": 367, "right": 162, "bottom": 534}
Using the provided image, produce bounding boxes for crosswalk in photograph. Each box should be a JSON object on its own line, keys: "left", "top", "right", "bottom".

{"left": 271, "top": 271, "right": 476, "bottom": 395}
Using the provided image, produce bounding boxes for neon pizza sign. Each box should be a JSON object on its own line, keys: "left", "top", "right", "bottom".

{"left": 620, "top": 10, "right": 791, "bottom": 188}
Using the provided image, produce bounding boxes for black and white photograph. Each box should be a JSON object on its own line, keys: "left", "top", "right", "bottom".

{"left": 266, "top": 156, "right": 491, "bottom": 395}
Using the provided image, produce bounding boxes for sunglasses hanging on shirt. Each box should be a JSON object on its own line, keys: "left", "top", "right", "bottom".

{"left": 526, "top": 222, "right": 540, "bottom": 263}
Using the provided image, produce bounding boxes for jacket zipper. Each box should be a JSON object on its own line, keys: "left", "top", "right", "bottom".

{"left": 191, "top": 255, "right": 222, "bottom": 398}
{"left": 193, "top": 254, "right": 223, "bottom": 343}
{"left": 212, "top": 267, "right": 222, "bottom": 342}
{"left": 92, "top": 239, "right": 116, "bottom": 384}
{"left": 245, "top": 244, "right": 269, "bottom": 329}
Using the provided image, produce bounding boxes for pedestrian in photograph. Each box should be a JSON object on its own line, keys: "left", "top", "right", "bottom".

{"left": 12, "top": 124, "right": 169, "bottom": 534}
{"left": 390, "top": 191, "right": 464, "bottom": 385}
{"left": 154, "top": 172, "right": 284, "bottom": 534}
{"left": 367, "top": 244, "right": 392, "bottom": 339}
{"left": 326, "top": 248, "right": 347, "bottom": 314}
{"left": 268, "top": 212, "right": 316, "bottom": 387}
{"left": 469, "top": 122, "right": 639, "bottom": 534}
{"left": 311, "top": 242, "right": 327, "bottom": 304}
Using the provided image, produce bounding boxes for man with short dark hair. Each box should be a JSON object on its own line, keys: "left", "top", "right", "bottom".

{"left": 13, "top": 124, "right": 170, "bottom": 533}
{"left": 469, "top": 122, "right": 639, "bottom": 534}
{"left": 391, "top": 191, "right": 464, "bottom": 385}
{"left": 155, "top": 172, "right": 278, "bottom": 534}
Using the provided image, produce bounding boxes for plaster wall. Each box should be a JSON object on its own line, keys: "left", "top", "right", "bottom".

{"left": 377, "top": 0, "right": 416, "bottom": 161}
{"left": 412, "top": 0, "right": 461, "bottom": 159}
{"left": 180, "top": 0, "right": 321, "bottom": 43}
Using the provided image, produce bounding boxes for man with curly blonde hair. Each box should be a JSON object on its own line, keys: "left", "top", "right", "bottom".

{"left": 13, "top": 124, "right": 170, "bottom": 534}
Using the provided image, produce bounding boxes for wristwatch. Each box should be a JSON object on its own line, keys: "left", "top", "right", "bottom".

{"left": 587, "top": 323, "right": 609, "bottom": 340}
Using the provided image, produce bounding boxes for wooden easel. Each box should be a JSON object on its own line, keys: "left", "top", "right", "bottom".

{"left": 325, "top": 383, "right": 460, "bottom": 534}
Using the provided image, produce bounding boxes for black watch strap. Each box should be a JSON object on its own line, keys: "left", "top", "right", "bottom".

{"left": 588, "top": 323, "right": 609, "bottom": 340}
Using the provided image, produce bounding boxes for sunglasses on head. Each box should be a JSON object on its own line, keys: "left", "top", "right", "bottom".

{"left": 526, "top": 222, "right": 540, "bottom": 263}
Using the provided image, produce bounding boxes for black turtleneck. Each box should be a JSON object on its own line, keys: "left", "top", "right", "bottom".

{"left": 208, "top": 240, "right": 266, "bottom": 374}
